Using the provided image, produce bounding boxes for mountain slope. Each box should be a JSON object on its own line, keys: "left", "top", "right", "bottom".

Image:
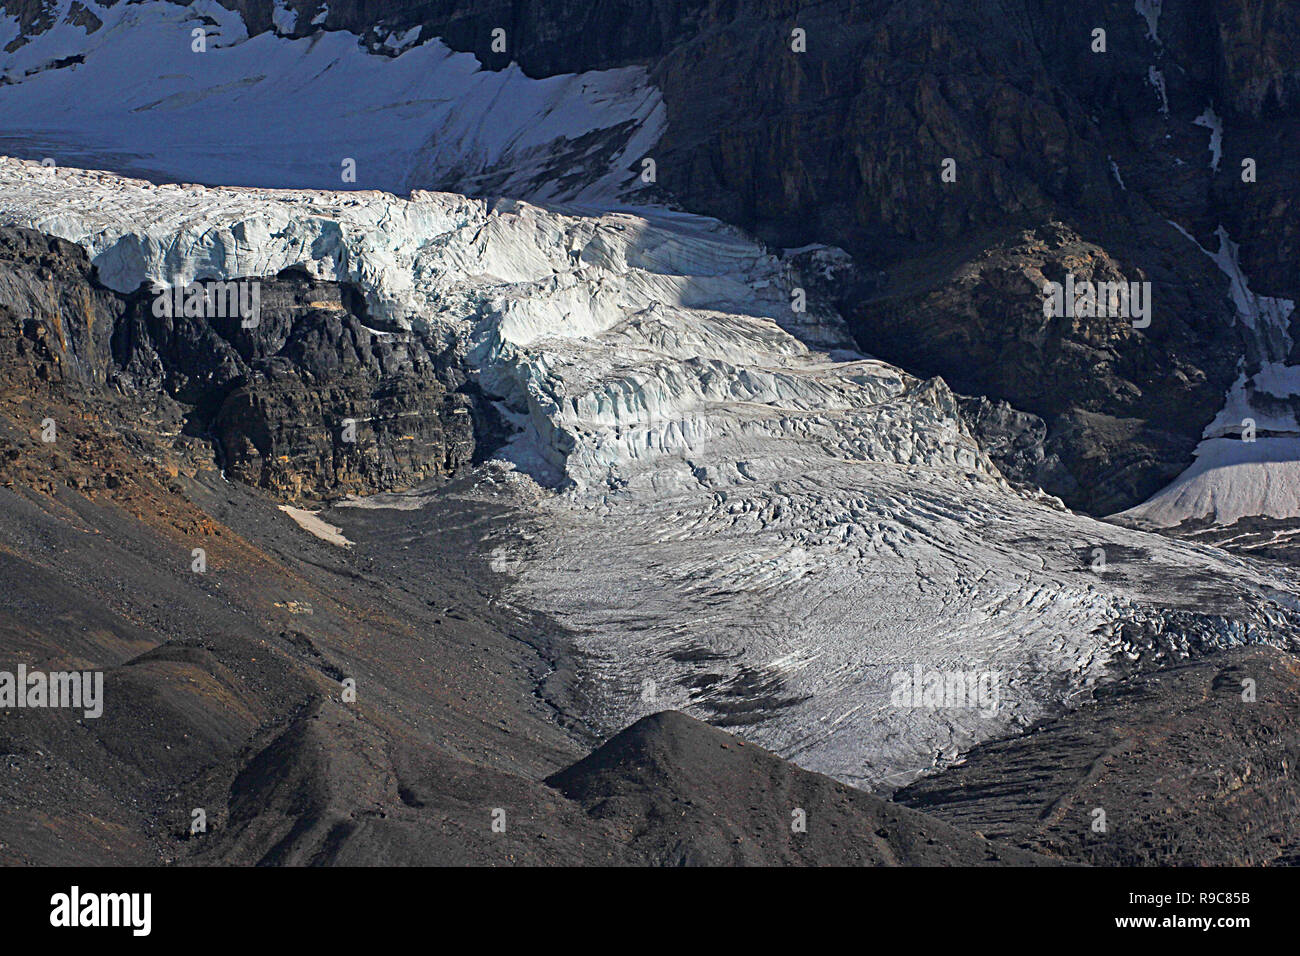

{"left": 897, "top": 645, "right": 1300, "bottom": 866}
{"left": 3, "top": 2, "right": 1300, "bottom": 861}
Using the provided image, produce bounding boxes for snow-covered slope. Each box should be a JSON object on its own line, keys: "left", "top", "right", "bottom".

{"left": 0, "top": 0, "right": 664, "bottom": 201}
{"left": 2, "top": 156, "right": 1297, "bottom": 789}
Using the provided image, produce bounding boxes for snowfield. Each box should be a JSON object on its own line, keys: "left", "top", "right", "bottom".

{"left": 2, "top": 156, "right": 1298, "bottom": 788}
{"left": 0, "top": 0, "right": 664, "bottom": 201}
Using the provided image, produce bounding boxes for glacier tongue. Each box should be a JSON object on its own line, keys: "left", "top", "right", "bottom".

{"left": 2, "top": 156, "right": 1297, "bottom": 789}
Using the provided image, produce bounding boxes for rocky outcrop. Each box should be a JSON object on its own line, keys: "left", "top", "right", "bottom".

{"left": 957, "top": 395, "right": 1074, "bottom": 502}
{"left": 860, "top": 222, "right": 1240, "bottom": 514}
{"left": 0, "top": 226, "right": 491, "bottom": 500}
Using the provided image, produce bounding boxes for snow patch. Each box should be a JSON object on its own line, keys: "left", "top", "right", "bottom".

{"left": 382, "top": 26, "right": 421, "bottom": 54}
{"left": 1120, "top": 223, "right": 1299, "bottom": 527}
{"left": 1109, "top": 157, "right": 1126, "bottom": 190}
{"left": 278, "top": 505, "right": 353, "bottom": 546}
{"left": 1135, "top": 0, "right": 1163, "bottom": 43}
{"left": 1117, "top": 439, "right": 1300, "bottom": 527}
{"left": 0, "top": 12, "right": 19, "bottom": 51}
{"left": 271, "top": 1, "right": 297, "bottom": 35}
{"left": 1194, "top": 106, "right": 1224, "bottom": 172}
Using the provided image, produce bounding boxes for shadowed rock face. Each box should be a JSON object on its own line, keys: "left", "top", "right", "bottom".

{"left": 0, "top": 226, "right": 494, "bottom": 500}
{"left": 896, "top": 645, "right": 1300, "bottom": 866}
{"left": 862, "top": 222, "right": 1240, "bottom": 515}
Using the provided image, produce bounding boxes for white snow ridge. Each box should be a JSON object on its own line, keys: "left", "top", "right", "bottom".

{"left": 4, "top": 156, "right": 1296, "bottom": 789}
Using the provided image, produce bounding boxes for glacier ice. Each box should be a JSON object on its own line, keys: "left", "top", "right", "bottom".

{"left": 1, "top": 156, "right": 1296, "bottom": 789}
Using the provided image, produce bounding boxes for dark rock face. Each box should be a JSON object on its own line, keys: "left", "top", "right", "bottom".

{"left": 258, "top": 0, "right": 709, "bottom": 74}
{"left": 896, "top": 646, "right": 1300, "bottom": 866}
{"left": 957, "top": 395, "right": 1074, "bottom": 501}
{"left": 859, "top": 222, "right": 1239, "bottom": 515}
{"left": 0, "top": 226, "right": 492, "bottom": 500}
{"left": 0, "top": 223, "right": 120, "bottom": 387}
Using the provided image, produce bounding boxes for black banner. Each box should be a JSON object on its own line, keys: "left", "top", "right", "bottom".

{"left": 1, "top": 866, "right": 1280, "bottom": 942}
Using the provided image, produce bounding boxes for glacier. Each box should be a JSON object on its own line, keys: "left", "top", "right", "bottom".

{"left": 2, "top": 156, "right": 1298, "bottom": 789}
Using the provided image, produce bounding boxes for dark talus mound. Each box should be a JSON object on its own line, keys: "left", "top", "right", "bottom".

{"left": 0, "top": 225, "right": 497, "bottom": 501}
{"left": 546, "top": 711, "right": 1051, "bottom": 866}
{"left": 0, "top": 371, "right": 608, "bottom": 866}
{"left": 896, "top": 646, "right": 1300, "bottom": 866}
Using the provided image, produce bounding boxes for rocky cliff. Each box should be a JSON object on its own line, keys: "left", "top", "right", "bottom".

{"left": 897, "top": 644, "right": 1300, "bottom": 866}
{"left": 0, "top": 226, "right": 489, "bottom": 500}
